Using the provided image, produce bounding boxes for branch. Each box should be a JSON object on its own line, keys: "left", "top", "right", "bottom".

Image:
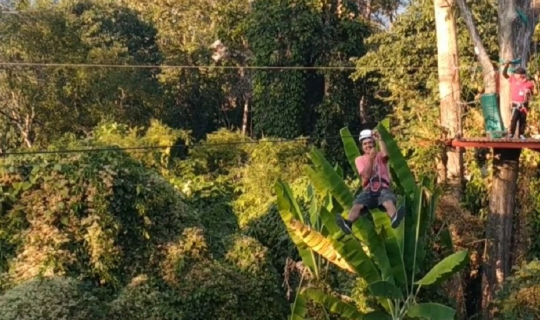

{"left": 455, "top": 0, "right": 497, "bottom": 92}
{"left": 0, "top": 108, "right": 20, "bottom": 123}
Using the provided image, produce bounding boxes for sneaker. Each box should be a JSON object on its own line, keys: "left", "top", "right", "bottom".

{"left": 336, "top": 215, "right": 353, "bottom": 235}
{"left": 390, "top": 206, "right": 406, "bottom": 229}
{"left": 520, "top": 135, "right": 526, "bottom": 140}
{"left": 507, "top": 133, "right": 514, "bottom": 139}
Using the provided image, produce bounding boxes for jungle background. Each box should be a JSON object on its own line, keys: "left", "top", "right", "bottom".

{"left": 0, "top": 0, "right": 540, "bottom": 319}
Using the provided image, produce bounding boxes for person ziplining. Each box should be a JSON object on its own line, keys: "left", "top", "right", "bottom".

{"left": 502, "top": 61, "right": 538, "bottom": 139}
{"left": 336, "top": 129, "right": 405, "bottom": 234}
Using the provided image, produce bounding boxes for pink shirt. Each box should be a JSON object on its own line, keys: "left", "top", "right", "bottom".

{"left": 355, "top": 152, "right": 391, "bottom": 190}
{"left": 510, "top": 76, "right": 534, "bottom": 103}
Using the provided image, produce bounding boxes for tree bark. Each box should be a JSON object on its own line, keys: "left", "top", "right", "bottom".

{"left": 454, "top": 1, "right": 538, "bottom": 319}
{"left": 434, "top": 0, "right": 463, "bottom": 195}
{"left": 483, "top": 2, "right": 538, "bottom": 319}
{"left": 241, "top": 100, "right": 249, "bottom": 135}
{"left": 434, "top": 1, "right": 466, "bottom": 317}
{"left": 482, "top": 149, "right": 520, "bottom": 317}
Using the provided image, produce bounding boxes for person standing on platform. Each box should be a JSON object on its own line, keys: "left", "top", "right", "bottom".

{"left": 502, "top": 63, "right": 537, "bottom": 139}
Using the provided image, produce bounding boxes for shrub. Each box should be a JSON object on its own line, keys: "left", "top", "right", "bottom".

{"left": 174, "top": 259, "right": 287, "bottom": 320}
{"left": 108, "top": 275, "right": 174, "bottom": 320}
{"left": 492, "top": 259, "right": 540, "bottom": 320}
{"left": 0, "top": 145, "right": 199, "bottom": 288}
{"left": 233, "top": 138, "right": 309, "bottom": 227}
{"left": 0, "top": 277, "right": 104, "bottom": 320}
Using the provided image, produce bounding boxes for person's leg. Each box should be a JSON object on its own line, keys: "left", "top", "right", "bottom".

{"left": 348, "top": 190, "right": 372, "bottom": 222}
{"left": 519, "top": 106, "right": 528, "bottom": 137}
{"left": 378, "top": 189, "right": 396, "bottom": 217}
{"left": 379, "top": 189, "right": 405, "bottom": 228}
{"left": 337, "top": 190, "right": 371, "bottom": 234}
{"left": 509, "top": 106, "right": 519, "bottom": 137}
{"left": 348, "top": 203, "right": 364, "bottom": 223}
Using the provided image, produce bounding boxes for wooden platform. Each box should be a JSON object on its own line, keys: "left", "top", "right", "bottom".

{"left": 448, "top": 137, "right": 540, "bottom": 151}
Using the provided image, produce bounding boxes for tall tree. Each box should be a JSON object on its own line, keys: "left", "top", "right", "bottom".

{"left": 434, "top": 0, "right": 463, "bottom": 192}
{"left": 434, "top": 1, "right": 466, "bottom": 318}
{"left": 0, "top": 0, "right": 162, "bottom": 148}
{"left": 455, "top": 0, "right": 540, "bottom": 317}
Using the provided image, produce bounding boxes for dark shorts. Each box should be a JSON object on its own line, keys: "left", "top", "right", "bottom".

{"left": 353, "top": 188, "right": 396, "bottom": 210}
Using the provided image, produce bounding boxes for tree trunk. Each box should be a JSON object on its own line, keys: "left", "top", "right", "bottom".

{"left": 454, "top": 1, "right": 539, "bottom": 318}
{"left": 241, "top": 100, "right": 249, "bottom": 136}
{"left": 481, "top": 3, "right": 538, "bottom": 318}
{"left": 434, "top": 1, "right": 466, "bottom": 317}
{"left": 434, "top": 0, "right": 463, "bottom": 195}
{"left": 482, "top": 149, "right": 520, "bottom": 318}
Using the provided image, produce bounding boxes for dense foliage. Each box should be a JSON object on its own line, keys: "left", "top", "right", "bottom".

{"left": 1, "top": 0, "right": 540, "bottom": 319}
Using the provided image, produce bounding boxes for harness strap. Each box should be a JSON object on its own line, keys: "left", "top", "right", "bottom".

{"left": 363, "top": 178, "right": 390, "bottom": 192}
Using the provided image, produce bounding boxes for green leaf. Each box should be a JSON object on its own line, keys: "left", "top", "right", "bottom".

{"left": 368, "top": 280, "right": 403, "bottom": 300}
{"left": 302, "top": 208, "right": 378, "bottom": 280}
{"left": 352, "top": 216, "right": 393, "bottom": 281}
{"left": 406, "top": 303, "right": 456, "bottom": 320}
{"left": 307, "top": 147, "right": 354, "bottom": 211}
{"left": 404, "top": 176, "right": 434, "bottom": 277}
{"left": 340, "top": 127, "right": 360, "bottom": 177}
{"left": 372, "top": 211, "right": 408, "bottom": 287}
{"left": 303, "top": 289, "right": 366, "bottom": 320}
{"left": 309, "top": 189, "right": 320, "bottom": 230}
{"left": 317, "top": 207, "right": 381, "bottom": 284}
{"left": 319, "top": 205, "right": 343, "bottom": 235}
{"left": 376, "top": 124, "right": 415, "bottom": 200}
{"left": 416, "top": 250, "right": 469, "bottom": 286}
{"left": 364, "top": 311, "right": 392, "bottom": 320}
{"left": 330, "top": 235, "right": 381, "bottom": 283}
{"left": 289, "top": 291, "right": 307, "bottom": 320}
{"left": 275, "top": 181, "right": 319, "bottom": 277}
{"left": 439, "top": 227, "right": 454, "bottom": 255}
{"left": 335, "top": 163, "right": 344, "bottom": 179}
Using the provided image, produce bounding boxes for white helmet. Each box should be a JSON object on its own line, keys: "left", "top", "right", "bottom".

{"left": 359, "top": 129, "right": 373, "bottom": 142}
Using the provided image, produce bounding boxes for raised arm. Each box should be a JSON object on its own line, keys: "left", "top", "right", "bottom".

{"left": 372, "top": 131, "right": 389, "bottom": 160}
{"left": 502, "top": 62, "right": 510, "bottom": 79}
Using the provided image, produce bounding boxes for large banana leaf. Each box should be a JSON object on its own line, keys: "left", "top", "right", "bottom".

{"left": 368, "top": 280, "right": 403, "bottom": 300}
{"left": 406, "top": 303, "right": 456, "bottom": 320}
{"left": 340, "top": 127, "right": 361, "bottom": 177}
{"left": 416, "top": 250, "right": 470, "bottom": 286}
{"left": 289, "top": 291, "right": 307, "bottom": 320}
{"left": 305, "top": 165, "right": 346, "bottom": 216}
{"left": 307, "top": 147, "right": 354, "bottom": 211}
{"left": 403, "top": 179, "right": 424, "bottom": 276}
{"left": 316, "top": 207, "right": 382, "bottom": 285}
{"left": 394, "top": 195, "right": 409, "bottom": 254}
{"left": 415, "top": 177, "right": 441, "bottom": 272}
{"left": 275, "top": 181, "right": 319, "bottom": 276}
{"left": 335, "top": 163, "right": 344, "bottom": 179}
{"left": 289, "top": 219, "right": 356, "bottom": 273}
{"left": 303, "top": 289, "right": 366, "bottom": 320}
{"left": 376, "top": 124, "right": 416, "bottom": 200}
{"left": 372, "top": 211, "right": 408, "bottom": 287}
{"left": 352, "top": 216, "right": 393, "bottom": 282}
{"left": 404, "top": 175, "right": 438, "bottom": 278}
{"left": 318, "top": 205, "right": 346, "bottom": 237}
{"left": 308, "top": 184, "right": 319, "bottom": 228}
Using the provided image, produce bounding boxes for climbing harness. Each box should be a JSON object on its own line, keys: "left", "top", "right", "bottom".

{"left": 365, "top": 163, "right": 390, "bottom": 195}
{"left": 512, "top": 102, "right": 528, "bottom": 115}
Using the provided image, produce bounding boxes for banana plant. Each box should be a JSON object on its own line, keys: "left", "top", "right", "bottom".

{"left": 278, "top": 181, "right": 339, "bottom": 319}
{"left": 275, "top": 124, "right": 469, "bottom": 320}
